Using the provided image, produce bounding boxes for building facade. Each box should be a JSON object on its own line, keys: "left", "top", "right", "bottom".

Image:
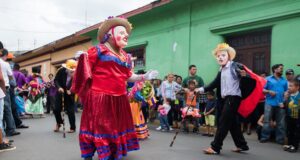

{"left": 14, "top": 35, "right": 91, "bottom": 79}
{"left": 80, "top": 0, "right": 300, "bottom": 82}
{"left": 15, "top": 0, "right": 300, "bottom": 82}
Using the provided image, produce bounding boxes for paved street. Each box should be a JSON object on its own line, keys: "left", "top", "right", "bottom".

{"left": 1, "top": 113, "right": 299, "bottom": 160}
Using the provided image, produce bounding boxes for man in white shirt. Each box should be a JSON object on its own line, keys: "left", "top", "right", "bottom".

{"left": 0, "top": 45, "right": 16, "bottom": 151}
{"left": 201, "top": 43, "right": 250, "bottom": 155}
{"left": 0, "top": 49, "right": 20, "bottom": 136}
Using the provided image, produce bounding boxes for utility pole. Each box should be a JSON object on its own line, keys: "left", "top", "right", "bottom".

{"left": 85, "top": 10, "right": 87, "bottom": 27}
{"left": 18, "top": 39, "right": 20, "bottom": 51}
{"left": 34, "top": 39, "right": 37, "bottom": 48}
{"left": 85, "top": 0, "right": 88, "bottom": 27}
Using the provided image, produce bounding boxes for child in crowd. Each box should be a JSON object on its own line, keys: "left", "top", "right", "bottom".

{"left": 256, "top": 114, "right": 276, "bottom": 141}
{"left": 203, "top": 91, "right": 216, "bottom": 137}
{"left": 158, "top": 98, "right": 171, "bottom": 132}
{"left": 182, "top": 80, "right": 200, "bottom": 133}
{"left": 174, "top": 76, "right": 184, "bottom": 127}
{"left": 283, "top": 79, "right": 300, "bottom": 152}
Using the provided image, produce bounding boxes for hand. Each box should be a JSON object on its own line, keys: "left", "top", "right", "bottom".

{"left": 240, "top": 70, "right": 247, "bottom": 77}
{"left": 163, "top": 98, "right": 167, "bottom": 103}
{"left": 279, "top": 103, "right": 284, "bottom": 108}
{"left": 284, "top": 91, "right": 289, "bottom": 100}
{"left": 58, "top": 88, "right": 64, "bottom": 93}
{"left": 75, "top": 51, "right": 87, "bottom": 59}
{"left": 195, "top": 87, "right": 204, "bottom": 94}
{"left": 66, "top": 90, "right": 71, "bottom": 95}
{"left": 144, "top": 70, "right": 159, "bottom": 80}
{"left": 268, "top": 90, "right": 276, "bottom": 97}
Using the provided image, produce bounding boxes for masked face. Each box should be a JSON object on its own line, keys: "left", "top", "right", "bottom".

{"left": 109, "top": 26, "right": 128, "bottom": 48}
{"left": 216, "top": 50, "right": 229, "bottom": 66}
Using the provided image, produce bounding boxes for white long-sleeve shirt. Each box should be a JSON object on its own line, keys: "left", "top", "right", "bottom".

{"left": 220, "top": 61, "right": 241, "bottom": 98}
{"left": 161, "top": 80, "right": 181, "bottom": 100}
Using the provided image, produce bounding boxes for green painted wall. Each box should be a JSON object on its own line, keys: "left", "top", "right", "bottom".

{"left": 272, "top": 17, "right": 300, "bottom": 73}
{"left": 85, "top": 0, "right": 300, "bottom": 82}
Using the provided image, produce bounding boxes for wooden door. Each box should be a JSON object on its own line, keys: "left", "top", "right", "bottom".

{"left": 226, "top": 30, "right": 271, "bottom": 74}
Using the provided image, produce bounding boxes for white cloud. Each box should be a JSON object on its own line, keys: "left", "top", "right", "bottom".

{"left": 0, "top": 0, "right": 154, "bottom": 51}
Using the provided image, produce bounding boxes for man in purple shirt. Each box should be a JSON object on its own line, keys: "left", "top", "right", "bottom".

{"left": 45, "top": 73, "right": 57, "bottom": 114}
{"left": 13, "top": 64, "right": 27, "bottom": 89}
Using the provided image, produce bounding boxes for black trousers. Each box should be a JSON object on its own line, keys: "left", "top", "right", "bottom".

{"left": 287, "top": 117, "right": 300, "bottom": 149}
{"left": 54, "top": 93, "right": 76, "bottom": 130}
{"left": 141, "top": 103, "right": 149, "bottom": 123}
{"left": 199, "top": 102, "right": 206, "bottom": 125}
{"left": 167, "top": 100, "right": 176, "bottom": 126}
{"left": 211, "top": 96, "right": 248, "bottom": 152}
{"left": 256, "top": 125, "right": 262, "bottom": 140}
{"left": 215, "top": 99, "right": 224, "bottom": 127}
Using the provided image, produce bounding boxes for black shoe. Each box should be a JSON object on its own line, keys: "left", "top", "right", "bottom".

{"left": 241, "top": 146, "right": 249, "bottom": 151}
{"left": 6, "top": 131, "right": 21, "bottom": 137}
{"left": 17, "top": 124, "right": 29, "bottom": 129}
{"left": 232, "top": 146, "right": 249, "bottom": 153}
{"left": 283, "top": 145, "right": 291, "bottom": 151}
{"left": 192, "top": 128, "right": 199, "bottom": 133}
{"left": 0, "top": 143, "right": 16, "bottom": 153}
{"left": 247, "top": 130, "right": 251, "bottom": 135}
{"left": 202, "top": 133, "right": 209, "bottom": 136}
{"left": 5, "top": 139, "right": 14, "bottom": 145}
{"left": 287, "top": 146, "right": 297, "bottom": 153}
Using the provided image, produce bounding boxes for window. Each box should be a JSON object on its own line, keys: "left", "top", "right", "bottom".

{"left": 126, "top": 47, "right": 146, "bottom": 70}
{"left": 226, "top": 29, "right": 271, "bottom": 74}
{"left": 32, "top": 65, "right": 41, "bottom": 74}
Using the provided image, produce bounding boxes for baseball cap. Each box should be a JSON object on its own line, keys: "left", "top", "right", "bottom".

{"left": 285, "top": 69, "right": 294, "bottom": 75}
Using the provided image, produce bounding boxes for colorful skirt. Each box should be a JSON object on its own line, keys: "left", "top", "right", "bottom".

{"left": 79, "top": 90, "right": 140, "bottom": 160}
{"left": 25, "top": 96, "right": 44, "bottom": 115}
{"left": 130, "top": 101, "right": 149, "bottom": 140}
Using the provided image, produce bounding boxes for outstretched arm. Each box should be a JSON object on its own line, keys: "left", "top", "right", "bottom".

{"left": 197, "top": 72, "right": 220, "bottom": 93}
{"left": 128, "top": 70, "right": 159, "bottom": 82}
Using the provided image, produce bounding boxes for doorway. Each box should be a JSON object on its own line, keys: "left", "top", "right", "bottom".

{"left": 226, "top": 30, "right": 271, "bottom": 74}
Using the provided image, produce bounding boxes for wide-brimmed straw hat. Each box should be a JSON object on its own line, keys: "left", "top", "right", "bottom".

{"left": 62, "top": 59, "right": 77, "bottom": 71}
{"left": 97, "top": 17, "right": 132, "bottom": 41}
{"left": 212, "top": 43, "right": 236, "bottom": 60}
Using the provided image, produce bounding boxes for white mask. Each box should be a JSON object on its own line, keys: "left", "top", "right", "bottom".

{"left": 216, "top": 50, "right": 229, "bottom": 66}
{"left": 108, "top": 26, "right": 128, "bottom": 48}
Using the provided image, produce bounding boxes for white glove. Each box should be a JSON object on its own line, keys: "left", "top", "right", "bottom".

{"left": 195, "top": 87, "right": 204, "bottom": 94}
{"left": 75, "top": 51, "right": 87, "bottom": 59}
{"left": 144, "top": 70, "right": 159, "bottom": 80}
